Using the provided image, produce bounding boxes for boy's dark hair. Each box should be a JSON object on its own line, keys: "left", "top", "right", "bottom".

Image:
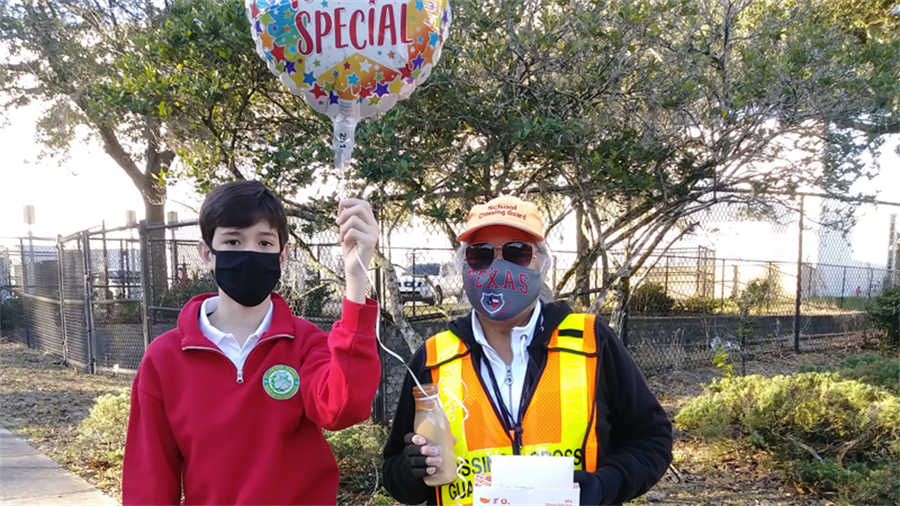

{"left": 199, "top": 180, "right": 289, "bottom": 249}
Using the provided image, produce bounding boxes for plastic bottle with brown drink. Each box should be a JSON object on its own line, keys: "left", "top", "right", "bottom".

{"left": 413, "top": 384, "right": 458, "bottom": 486}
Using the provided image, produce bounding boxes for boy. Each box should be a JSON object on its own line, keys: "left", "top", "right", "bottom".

{"left": 123, "top": 180, "right": 381, "bottom": 505}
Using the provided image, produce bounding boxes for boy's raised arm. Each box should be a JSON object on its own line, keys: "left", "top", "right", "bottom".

{"left": 298, "top": 198, "right": 382, "bottom": 430}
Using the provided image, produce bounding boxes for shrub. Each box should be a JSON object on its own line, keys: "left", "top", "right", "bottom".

{"left": 797, "top": 458, "right": 900, "bottom": 506}
{"left": 629, "top": 282, "right": 674, "bottom": 314}
{"left": 158, "top": 273, "right": 217, "bottom": 309}
{"left": 799, "top": 354, "right": 899, "bottom": 396}
{"left": 325, "top": 421, "right": 387, "bottom": 494}
{"left": 79, "top": 388, "right": 132, "bottom": 457}
{"left": 113, "top": 301, "right": 143, "bottom": 324}
{"left": 675, "top": 293, "right": 719, "bottom": 313}
{"left": 867, "top": 284, "right": 899, "bottom": 348}
{"left": 675, "top": 373, "right": 900, "bottom": 504}
{"left": 672, "top": 394, "right": 731, "bottom": 438}
{"left": 739, "top": 268, "right": 782, "bottom": 309}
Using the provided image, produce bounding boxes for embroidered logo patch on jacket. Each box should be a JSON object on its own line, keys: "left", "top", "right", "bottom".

{"left": 263, "top": 365, "right": 300, "bottom": 400}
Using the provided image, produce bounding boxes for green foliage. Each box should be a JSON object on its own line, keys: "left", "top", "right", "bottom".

{"left": 675, "top": 293, "right": 720, "bottom": 314}
{"left": 325, "top": 422, "right": 388, "bottom": 494}
{"left": 629, "top": 282, "right": 674, "bottom": 314}
{"left": 836, "top": 354, "right": 900, "bottom": 396}
{"left": 1, "top": 0, "right": 173, "bottom": 219}
{"left": 712, "top": 347, "right": 735, "bottom": 379}
{"left": 740, "top": 270, "right": 782, "bottom": 310}
{"left": 797, "top": 458, "right": 900, "bottom": 506}
{"left": 1, "top": 296, "right": 24, "bottom": 330}
{"left": 675, "top": 394, "right": 732, "bottom": 439}
{"left": 799, "top": 354, "right": 900, "bottom": 396}
{"left": 281, "top": 267, "right": 332, "bottom": 318}
{"left": 806, "top": 296, "right": 870, "bottom": 311}
{"left": 369, "top": 489, "right": 397, "bottom": 506}
{"left": 79, "top": 388, "right": 132, "bottom": 455}
{"left": 107, "top": 0, "right": 334, "bottom": 192}
{"left": 5, "top": 0, "right": 900, "bottom": 327}
{"left": 675, "top": 373, "right": 900, "bottom": 504}
{"left": 113, "top": 301, "right": 143, "bottom": 324}
{"left": 158, "top": 273, "right": 217, "bottom": 309}
{"left": 867, "top": 284, "right": 900, "bottom": 348}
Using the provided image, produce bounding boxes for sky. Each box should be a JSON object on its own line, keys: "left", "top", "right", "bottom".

{"left": 0, "top": 102, "right": 203, "bottom": 238}
{"left": 0, "top": 99, "right": 898, "bottom": 261}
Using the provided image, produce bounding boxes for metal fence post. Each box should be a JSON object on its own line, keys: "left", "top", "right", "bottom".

{"left": 18, "top": 238, "right": 32, "bottom": 347}
{"left": 371, "top": 204, "right": 388, "bottom": 426}
{"left": 720, "top": 259, "right": 726, "bottom": 311}
{"left": 894, "top": 235, "right": 900, "bottom": 287}
{"left": 139, "top": 221, "right": 153, "bottom": 349}
{"left": 373, "top": 263, "right": 387, "bottom": 426}
{"left": 695, "top": 246, "right": 701, "bottom": 295}
{"left": 170, "top": 226, "right": 179, "bottom": 288}
{"left": 81, "top": 231, "right": 96, "bottom": 373}
{"left": 793, "top": 196, "right": 804, "bottom": 355}
{"left": 119, "top": 239, "right": 125, "bottom": 297}
{"left": 56, "top": 236, "right": 69, "bottom": 366}
{"left": 887, "top": 214, "right": 897, "bottom": 285}
{"left": 664, "top": 256, "right": 669, "bottom": 293}
{"left": 840, "top": 266, "right": 847, "bottom": 309}
{"left": 867, "top": 267, "right": 873, "bottom": 302}
{"left": 101, "top": 221, "right": 109, "bottom": 293}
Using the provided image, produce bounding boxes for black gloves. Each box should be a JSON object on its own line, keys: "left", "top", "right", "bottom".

{"left": 403, "top": 432, "right": 434, "bottom": 479}
{"left": 574, "top": 470, "right": 604, "bottom": 505}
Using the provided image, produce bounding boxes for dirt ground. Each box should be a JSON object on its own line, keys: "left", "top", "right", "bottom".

{"left": 0, "top": 338, "right": 134, "bottom": 500}
{"left": 0, "top": 336, "right": 880, "bottom": 505}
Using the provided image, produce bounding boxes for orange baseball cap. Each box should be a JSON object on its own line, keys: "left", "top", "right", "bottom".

{"left": 457, "top": 196, "right": 545, "bottom": 242}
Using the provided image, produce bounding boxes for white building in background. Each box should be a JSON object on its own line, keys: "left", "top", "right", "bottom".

{"left": 674, "top": 195, "right": 898, "bottom": 300}
{"left": 814, "top": 201, "right": 896, "bottom": 299}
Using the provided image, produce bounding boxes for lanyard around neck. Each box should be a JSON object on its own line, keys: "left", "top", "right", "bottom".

{"left": 482, "top": 350, "right": 518, "bottom": 430}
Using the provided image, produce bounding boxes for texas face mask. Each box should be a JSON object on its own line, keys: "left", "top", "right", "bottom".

{"left": 209, "top": 246, "right": 281, "bottom": 307}
{"left": 464, "top": 259, "right": 541, "bottom": 321}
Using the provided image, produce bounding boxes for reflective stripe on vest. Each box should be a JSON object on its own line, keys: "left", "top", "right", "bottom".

{"left": 424, "top": 314, "right": 599, "bottom": 506}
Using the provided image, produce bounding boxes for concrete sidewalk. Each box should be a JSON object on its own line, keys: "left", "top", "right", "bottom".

{"left": 0, "top": 426, "right": 119, "bottom": 505}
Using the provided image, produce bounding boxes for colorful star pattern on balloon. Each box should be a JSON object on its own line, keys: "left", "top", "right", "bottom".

{"left": 249, "top": 0, "right": 450, "bottom": 106}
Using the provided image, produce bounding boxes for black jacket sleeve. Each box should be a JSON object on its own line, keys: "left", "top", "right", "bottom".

{"left": 382, "top": 346, "right": 437, "bottom": 505}
{"left": 588, "top": 319, "right": 673, "bottom": 505}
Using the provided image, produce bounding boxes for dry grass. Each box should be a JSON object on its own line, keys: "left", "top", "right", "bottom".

{"left": 0, "top": 338, "right": 133, "bottom": 501}
{"left": 1, "top": 335, "right": 877, "bottom": 506}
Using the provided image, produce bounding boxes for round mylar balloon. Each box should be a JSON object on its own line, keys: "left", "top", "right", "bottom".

{"left": 247, "top": 0, "right": 451, "bottom": 168}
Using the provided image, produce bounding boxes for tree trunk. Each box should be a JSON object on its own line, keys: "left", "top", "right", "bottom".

{"left": 143, "top": 195, "right": 168, "bottom": 305}
{"left": 373, "top": 249, "right": 423, "bottom": 352}
{"left": 575, "top": 205, "right": 591, "bottom": 310}
{"left": 610, "top": 274, "right": 631, "bottom": 345}
{"left": 141, "top": 144, "right": 172, "bottom": 305}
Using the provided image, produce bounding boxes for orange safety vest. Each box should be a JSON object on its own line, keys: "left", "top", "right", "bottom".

{"left": 424, "top": 313, "right": 600, "bottom": 505}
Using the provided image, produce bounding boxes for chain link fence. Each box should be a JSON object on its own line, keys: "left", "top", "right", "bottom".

{"left": 2, "top": 193, "right": 898, "bottom": 422}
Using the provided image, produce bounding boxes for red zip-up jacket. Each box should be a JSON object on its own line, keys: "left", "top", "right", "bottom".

{"left": 123, "top": 293, "right": 381, "bottom": 505}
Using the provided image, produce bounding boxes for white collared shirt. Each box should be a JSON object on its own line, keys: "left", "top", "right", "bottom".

{"left": 198, "top": 296, "right": 273, "bottom": 374}
{"left": 471, "top": 300, "right": 542, "bottom": 423}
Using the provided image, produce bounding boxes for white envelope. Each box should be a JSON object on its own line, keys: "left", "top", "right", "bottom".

{"left": 490, "top": 455, "right": 574, "bottom": 490}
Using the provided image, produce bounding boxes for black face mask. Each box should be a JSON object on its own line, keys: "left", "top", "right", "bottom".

{"left": 208, "top": 245, "right": 281, "bottom": 307}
